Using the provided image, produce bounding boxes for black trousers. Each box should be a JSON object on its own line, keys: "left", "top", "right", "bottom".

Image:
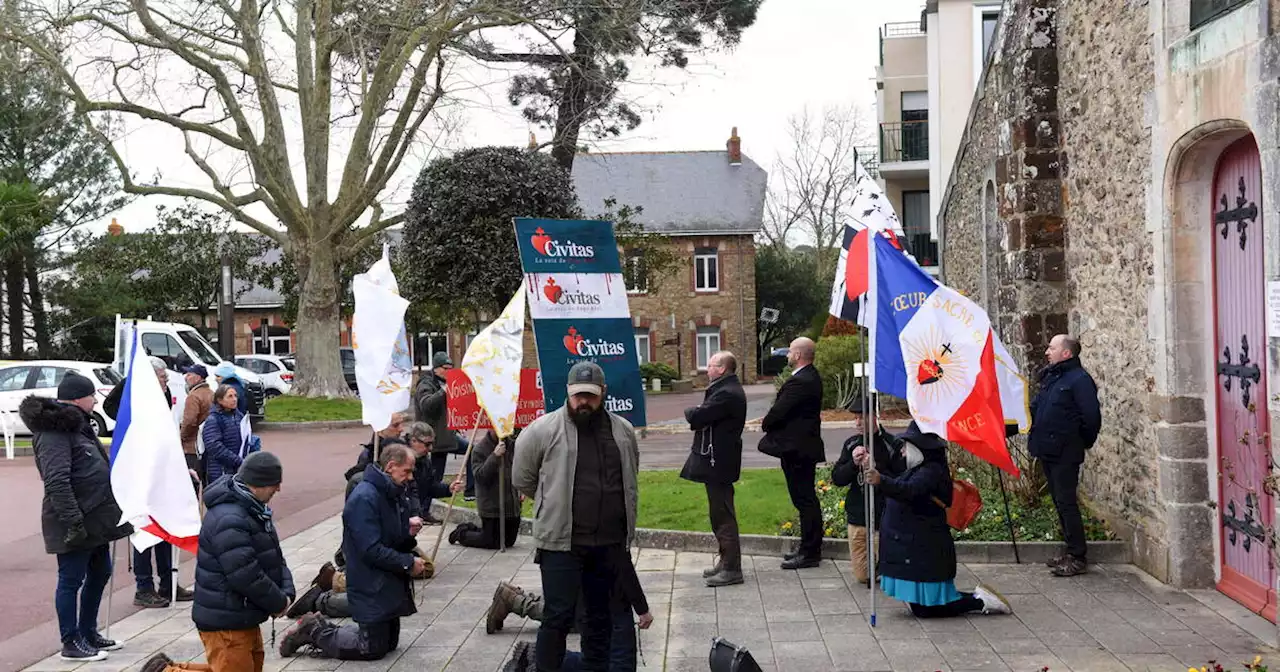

{"left": 781, "top": 456, "right": 822, "bottom": 558}
{"left": 535, "top": 545, "right": 618, "bottom": 672}
{"left": 456, "top": 517, "right": 520, "bottom": 549}
{"left": 1042, "top": 459, "right": 1087, "bottom": 559}
{"left": 909, "top": 593, "right": 983, "bottom": 618}
{"left": 705, "top": 483, "right": 742, "bottom": 572}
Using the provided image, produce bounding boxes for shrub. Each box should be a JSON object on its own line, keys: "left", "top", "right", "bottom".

{"left": 814, "top": 334, "right": 865, "bottom": 409}
{"left": 822, "top": 315, "right": 860, "bottom": 337}
{"left": 639, "top": 361, "right": 679, "bottom": 383}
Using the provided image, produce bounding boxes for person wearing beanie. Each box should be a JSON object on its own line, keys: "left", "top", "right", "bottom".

{"left": 21, "top": 373, "right": 132, "bottom": 662}
{"left": 188, "top": 450, "right": 292, "bottom": 671}
{"left": 412, "top": 349, "right": 474, "bottom": 505}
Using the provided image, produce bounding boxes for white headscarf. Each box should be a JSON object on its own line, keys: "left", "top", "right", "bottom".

{"left": 901, "top": 440, "right": 925, "bottom": 471}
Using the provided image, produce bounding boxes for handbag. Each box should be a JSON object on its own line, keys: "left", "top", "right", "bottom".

{"left": 709, "top": 637, "right": 763, "bottom": 672}
{"left": 931, "top": 479, "right": 983, "bottom": 530}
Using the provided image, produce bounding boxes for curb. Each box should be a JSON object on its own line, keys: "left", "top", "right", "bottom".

{"left": 257, "top": 420, "right": 365, "bottom": 431}
{"left": 427, "top": 502, "right": 1131, "bottom": 564}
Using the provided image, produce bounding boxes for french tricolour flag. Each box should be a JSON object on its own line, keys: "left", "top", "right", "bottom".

{"left": 866, "top": 234, "right": 1020, "bottom": 476}
{"left": 109, "top": 327, "right": 201, "bottom": 553}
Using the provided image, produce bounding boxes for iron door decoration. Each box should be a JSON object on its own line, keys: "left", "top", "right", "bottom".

{"left": 1212, "top": 136, "right": 1275, "bottom": 621}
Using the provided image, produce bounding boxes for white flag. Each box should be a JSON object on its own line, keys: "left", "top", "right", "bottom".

{"left": 461, "top": 286, "right": 527, "bottom": 438}
{"left": 352, "top": 244, "right": 412, "bottom": 431}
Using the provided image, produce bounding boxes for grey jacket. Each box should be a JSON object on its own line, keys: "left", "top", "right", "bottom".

{"left": 414, "top": 372, "right": 458, "bottom": 453}
{"left": 513, "top": 406, "right": 639, "bottom": 552}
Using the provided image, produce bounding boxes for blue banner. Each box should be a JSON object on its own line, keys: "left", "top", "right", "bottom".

{"left": 531, "top": 318, "right": 647, "bottom": 427}
{"left": 514, "top": 218, "right": 623, "bottom": 274}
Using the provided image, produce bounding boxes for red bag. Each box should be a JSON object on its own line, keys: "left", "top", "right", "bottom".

{"left": 932, "top": 479, "right": 983, "bottom": 530}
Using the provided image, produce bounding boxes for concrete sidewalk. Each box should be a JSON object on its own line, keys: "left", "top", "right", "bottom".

{"left": 22, "top": 513, "right": 1280, "bottom": 672}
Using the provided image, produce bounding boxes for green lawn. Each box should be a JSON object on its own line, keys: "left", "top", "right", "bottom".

{"left": 265, "top": 396, "right": 363, "bottom": 422}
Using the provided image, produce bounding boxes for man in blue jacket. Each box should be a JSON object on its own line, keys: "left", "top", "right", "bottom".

{"left": 279, "top": 443, "right": 425, "bottom": 661}
{"left": 1029, "top": 334, "right": 1101, "bottom": 578}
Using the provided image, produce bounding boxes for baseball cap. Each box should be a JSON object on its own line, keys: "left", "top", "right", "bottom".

{"left": 566, "top": 361, "right": 605, "bottom": 397}
{"left": 182, "top": 363, "right": 209, "bottom": 379}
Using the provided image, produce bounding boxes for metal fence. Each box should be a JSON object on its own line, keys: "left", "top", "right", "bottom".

{"left": 879, "top": 121, "right": 929, "bottom": 163}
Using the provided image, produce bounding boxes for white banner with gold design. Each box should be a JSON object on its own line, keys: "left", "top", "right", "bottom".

{"left": 460, "top": 285, "right": 527, "bottom": 438}
{"left": 352, "top": 244, "right": 412, "bottom": 431}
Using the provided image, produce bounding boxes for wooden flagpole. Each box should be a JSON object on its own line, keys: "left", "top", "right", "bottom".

{"left": 430, "top": 426, "right": 482, "bottom": 562}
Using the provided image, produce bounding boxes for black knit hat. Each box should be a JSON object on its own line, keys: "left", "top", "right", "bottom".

{"left": 238, "top": 451, "right": 283, "bottom": 487}
{"left": 57, "top": 372, "right": 97, "bottom": 401}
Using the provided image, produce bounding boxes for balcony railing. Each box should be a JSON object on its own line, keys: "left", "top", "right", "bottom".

{"left": 856, "top": 146, "right": 879, "bottom": 179}
{"left": 879, "top": 21, "right": 925, "bottom": 65}
{"left": 880, "top": 121, "right": 929, "bottom": 163}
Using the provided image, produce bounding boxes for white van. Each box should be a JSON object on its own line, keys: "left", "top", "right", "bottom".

{"left": 113, "top": 317, "right": 268, "bottom": 420}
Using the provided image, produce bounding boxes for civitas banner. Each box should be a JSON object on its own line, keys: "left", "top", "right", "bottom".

{"left": 514, "top": 217, "right": 647, "bottom": 427}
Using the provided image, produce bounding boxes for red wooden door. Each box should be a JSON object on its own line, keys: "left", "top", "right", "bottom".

{"left": 1213, "top": 136, "right": 1275, "bottom": 622}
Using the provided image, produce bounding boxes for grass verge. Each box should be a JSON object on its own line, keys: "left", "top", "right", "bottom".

{"left": 265, "top": 396, "right": 363, "bottom": 422}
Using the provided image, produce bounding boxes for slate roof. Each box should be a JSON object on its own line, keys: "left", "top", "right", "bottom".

{"left": 571, "top": 150, "right": 768, "bottom": 235}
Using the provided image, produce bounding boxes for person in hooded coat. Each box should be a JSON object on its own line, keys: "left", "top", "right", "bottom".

{"left": 857, "top": 422, "right": 1013, "bottom": 618}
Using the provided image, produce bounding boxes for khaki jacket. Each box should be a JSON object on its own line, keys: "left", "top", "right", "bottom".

{"left": 181, "top": 382, "right": 214, "bottom": 455}
{"left": 513, "top": 406, "right": 639, "bottom": 552}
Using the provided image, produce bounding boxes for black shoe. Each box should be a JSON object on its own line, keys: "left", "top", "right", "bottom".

{"left": 503, "top": 641, "right": 532, "bottom": 672}
{"left": 334, "top": 548, "right": 346, "bottom": 569}
{"left": 84, "top": 631, "right": 124, "bottom": 651}
{"left": 783, "top": 548, "right": 801, "bottom": 561}
{"left": 279, "top": 613, "right": 326, "bottom": 658}
{"left": 465, "top": 494, "right": 477, "bottom": 502}
{"left": 141, "top": 653, "right": 173, "bottom": 672}
{"left": 423, "top": 513, "right": 444, "bottom": 526}
{"left": 159, "top": 585, "right": 194, "bottom": 602}
{"left": 702, "top": 559, "right": 724, "bottom": 579}
{"left": 286, "top": 584, "right": 325, "bottom": 619}
{"left": 59, "top": 636, "right": 106, "bottom": 662}
{"left": 134, "top": 590, "right": 170, "bottom": 608}
{"left": 705, "top": 569, "right": 744, "bottom": 587}
{"left": 1045, "top": 553, "right": 1065, "bottom": 568}
{"left": 448, "top": 527, "right": 462, "bottom": 545}
{"left": 1051, "top": 555, "right": 1088, "bottom": 577}
{"left": 781, "top": 556, "right": 822, "bottom": 570}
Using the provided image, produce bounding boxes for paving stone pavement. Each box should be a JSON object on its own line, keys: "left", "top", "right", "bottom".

{"left": 22, "top": 515, "right": 1280, "bottom": 672}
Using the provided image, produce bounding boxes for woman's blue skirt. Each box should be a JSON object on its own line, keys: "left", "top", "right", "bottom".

{"left": 880, "top": 576, "right": 962, "bottom": 606}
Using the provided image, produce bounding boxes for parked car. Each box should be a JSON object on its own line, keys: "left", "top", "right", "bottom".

{"left": 278, "top": 351, "right": 359, "bottom": 394}
{"left": 0, "top": 360, "right": 123, "bottom": 436}
{"left": 235, "top": 354, "right": 294, "bottom": 398}
{"left": 761, "top": 347, "right": 790, "bottom": 377}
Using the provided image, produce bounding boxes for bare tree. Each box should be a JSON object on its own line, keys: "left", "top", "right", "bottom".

{"left": 762, "top": 105, "right": 872, "bottom": 262}
{"left": 2, "top": 0, "right": 544, "bottom": 396}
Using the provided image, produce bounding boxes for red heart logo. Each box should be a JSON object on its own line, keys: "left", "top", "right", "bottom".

{"left": 532, "top": 228, "right": 552, "bottom": 255}
{"left": 563, "top": 327, "right": 584, "bottom": 354}
{"left": 917, "top": 359, "right": 943, "bottom": 385}
{"left": 543, "top": 277, "right": 563, "bottom": 303}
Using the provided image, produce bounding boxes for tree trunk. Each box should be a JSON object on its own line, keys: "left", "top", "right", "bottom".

{"left": 550, "top": 30, "right": 597, "bottom": 172}
{"left": 6, "top": 251, "right": 23, "bottom": 357}
{"left": 25, "top": 246, "right": 50, "bottom": 357}
{"left": 289, "top": 238, "right": 352, "bottom": 397}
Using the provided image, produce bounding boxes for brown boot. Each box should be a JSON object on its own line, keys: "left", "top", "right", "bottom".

{"left": 486, "top": 581, "right": 521, "bottom": 634}
{"left": 313, "top": 562, "right": 336, "bottom": 591}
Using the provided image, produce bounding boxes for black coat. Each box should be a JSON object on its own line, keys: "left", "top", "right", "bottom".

{"left": 413, "top": 373, "right": 457, "bottom": 453}
{"left": 759, "top": 366, "right": 825, "bottom": 463}
{"left": 679, "top": 374, "right": 747, "bottom": 485}
{"left": 1028, "top": 358, "right": 1101, "bottom": 464}
{"left": 472, "top": 431, "right": 519, "bottom": 519}
{"left": 343, "top": 464, "right": 418, "bottom": 624}
{"left": 831, "top": 428, "right": 896, "bottom": 526}
{"left": 877, "top": 426, "right": 955, "bottom": 584}
{"left": 192, "top": 476, "right": 295, "bottom": 632}
{"left": 22, "top": 396, "right": 132, "bottom": 555}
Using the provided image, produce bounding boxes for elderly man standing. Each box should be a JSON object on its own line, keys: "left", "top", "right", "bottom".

{"left": 760, "top": 337, "right": 825, "bottom": 570}
{"left": 679, "top": 351, "right": 747, "bottom": 587}
{"left": 180, "top": 364, "right": 214, "bottom": 474}
{"left": 513, "top": 362, "right": 639, "bottom": 672}
{"left": 1030, "top": 334, "right": 1101, "bottom": 578}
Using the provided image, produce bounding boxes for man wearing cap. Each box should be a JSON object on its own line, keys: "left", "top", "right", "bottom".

{"left": 413, "top": 351, "right": 475, "bottom": 507}
{"left": 513, "top": 362, "right": 640, "bottom": 672}
{"left": 180, "top": 364, "right": 214, "bottom": 472}
{"left": 190, "top": 451, "right": 293, "bottom": 671}
{"left": 213, "top": 362, "right": 249, "bottom": 416}
{"left": 22, "top": 373, "right": 133, "bottom": 662}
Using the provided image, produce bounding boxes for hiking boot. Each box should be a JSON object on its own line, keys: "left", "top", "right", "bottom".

{"left": 84, "top": 631, "right": 124, "bottom": 651}
{"left": 279, "top": 613, "right": 327, "bottom": 657}
{"left": 59, "top": 636, "right": 106, "bottom": 662}
{"left": 781, "top": 556, "right": 821, "bottom": 570}
{"left": 133, "top": 590, "right": 170, "bottom": 608}
{"left": 423, "top": 513, "right": 444, "bottom": 526}
{"left": 140, "top": 652, "right": 173, "bottom": 672}
{"left": 160, "top": 585, "right": 194, "bottom": 602}
{"left": 313, "top": 561, "right": 337, "bottom": 591}
{"left": 1051, "top": 555, "right": 1088, "bottom": 577}
{"left": 1045, "top": 549, "right": 1066, "bottom": 568}
{"left": 702, "top": 558, "right": 723, "bottom": 579}
{"left": 334, "top": 548, "right": 346, "bottom": 569}
{"left": 487, "top": 581, "right": 521, "bottom": 634}
{"left": 286, "top": 584, "right": 326, "bottom": 619}
{"left": 973, "top": 584, "right": 1013, "bottom": 615}
{"left": 448, "top": 526, "right": 463, "bottom": 545}
{"left": 705, "top": 569, "right": 745, "bottom": 588}
{"left": 503, "top": 641, "right": 532, "bottom": 672}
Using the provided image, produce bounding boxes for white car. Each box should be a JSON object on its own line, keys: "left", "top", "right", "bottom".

{"left": 0, "top": 360, "right": 123, "bottom": 437}
{"left": 234, "top": 354, "right": 294, "bottom": 398}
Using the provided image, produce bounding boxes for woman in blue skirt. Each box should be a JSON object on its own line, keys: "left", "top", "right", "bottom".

{"left": 857, "top": 422, "right": 1013, "bottom": 618}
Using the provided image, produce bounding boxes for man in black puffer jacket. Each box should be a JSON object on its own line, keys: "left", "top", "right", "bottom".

{"left": 192, "top": 452, "right": 294, "bottom": 671}
{"left": 24, "top": 374, "right": 133, "bottom": 663}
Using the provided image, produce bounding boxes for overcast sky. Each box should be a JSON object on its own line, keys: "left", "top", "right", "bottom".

{"left": 100, "top": 1, "right": 924, "bottom": 233}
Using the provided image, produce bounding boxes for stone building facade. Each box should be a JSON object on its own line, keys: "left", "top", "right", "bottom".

{"left": 938, "top": 0, "right": 1280, "bottom": 618}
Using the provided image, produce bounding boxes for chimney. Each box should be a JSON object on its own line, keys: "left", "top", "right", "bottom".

{"left": 107, "top": 218, "right": 124, "bottom": 236}
{"left": 727, "top": 127, "right": 742, "bottom": 166}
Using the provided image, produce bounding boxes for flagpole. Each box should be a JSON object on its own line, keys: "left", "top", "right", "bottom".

{"left": 997, "top": 453, "right": 1021, "bottom": 564}
{"left": 171, "top": 544, "right": 180, "bottom": 606}
{"left": 865, "top": 221, "right": 879, "bottom": 629}
{"left": 430, "top": 426, "right": 481, "bottom": 563}
{"left": 104, "top": 540, "right": 117, "bottom": 639}
{"left": 498, "top": 450, "right": 506, "bottom": 554}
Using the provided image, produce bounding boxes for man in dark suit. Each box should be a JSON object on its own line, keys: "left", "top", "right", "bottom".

{"left": 760, "top": 337, "right": 825, "bottom": 570}
{"left": 680, "top": 351, "right": 748, "bottom": 587}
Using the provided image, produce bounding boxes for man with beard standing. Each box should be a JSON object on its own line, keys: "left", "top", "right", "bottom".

{"left": 760, "top": 337, "right": 825, "bottom": 570}
{"left": 679, "top": 351, "right": 747, "bottom": 588}
{"left": 513, "top": 362, "right": 639, "bottom": 672}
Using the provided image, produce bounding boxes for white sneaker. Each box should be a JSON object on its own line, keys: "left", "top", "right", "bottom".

{"left": 973, "top": 584, "right": 1012, "bottom": 615}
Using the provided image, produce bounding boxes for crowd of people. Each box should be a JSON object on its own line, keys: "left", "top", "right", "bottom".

{"left": 29, "top": 330, "right": 1101, "bottom": 671}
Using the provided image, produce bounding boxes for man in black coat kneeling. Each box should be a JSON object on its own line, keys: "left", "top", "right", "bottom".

{"left": 679, "top": 350, "right": 748, "bottom": 587}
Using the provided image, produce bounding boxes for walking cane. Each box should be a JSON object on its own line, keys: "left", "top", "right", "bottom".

{"left": 430, "top": 426, "right": 482, "bottom": 563}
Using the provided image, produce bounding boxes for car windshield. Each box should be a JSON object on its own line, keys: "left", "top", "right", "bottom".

{"left": 177, "top": 330, "right": 223, "bottom": 366}
{"left": 94, "top": 367, "right": 123, "bottom": 386}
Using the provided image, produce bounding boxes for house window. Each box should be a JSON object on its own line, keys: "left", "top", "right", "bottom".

{"left": 624, "top": 250, "right": 648, "bottom": 294}
{"left": 696, "top": 326, "right": 721, "bottom": 370}
{"left": 973, "top": 5, "right": 1002, "bottom": 82}
{"left": 1191, "top": 0, "right": 1248, "bottom": 29}
{"left": 902, "top": 191, "right": 938, "bottom": 268}
{"left": 900, "top": 92, "right": 928, "bottom": 162}
{"left": 416, "top": 332, "right": 449, "bottom": 367}
{"left": 694, "top": 248, "right": 719, "bottom": 292}
{"left": 634, "top": 328, "right": 651, "bottom": 365}
{"left": 981, "top": 11, "right": 999, "bottom": 58}
{"left": 252, "top": 323, "right": 292, "bottom": 355}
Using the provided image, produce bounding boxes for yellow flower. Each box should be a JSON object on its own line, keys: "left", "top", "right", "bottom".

{"left": 817, "top": 480, "right": 826, "bottom": 487}
{"left": 838, "top": 501, "right": 845, "bottom": 509}
{"left": 825, "top": 528, "right": 833, "bottom": 536}
{"left": 782, "top": 521, "right": 793, "bottom": 530}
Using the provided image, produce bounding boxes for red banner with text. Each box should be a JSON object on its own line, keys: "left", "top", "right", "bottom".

{"left": 446, "top": 368, "right": 545, "bottom": 431}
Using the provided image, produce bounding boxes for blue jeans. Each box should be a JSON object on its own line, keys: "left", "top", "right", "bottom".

{"left": 133, "top": 542, "right": 174, "bottom": 593}
{"left": 536, "top": 546, "right": 618, "bottom": 672}
{"left": 55, "top": 544, "right": 112, "bottom": 642}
